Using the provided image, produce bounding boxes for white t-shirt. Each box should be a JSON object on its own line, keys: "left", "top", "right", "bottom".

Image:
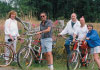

{"left": 74, "top": 24, "right": 88, "bottom": 40}
{"left": 4, "top": 18, "right": 19, "bottom": 36}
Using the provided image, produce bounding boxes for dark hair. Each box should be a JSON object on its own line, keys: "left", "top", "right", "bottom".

{"left": 87, "top": 24, "right": 93, "bottom": 29}
{"left": 40, "top": 12, "right": 47, "bottom": 16}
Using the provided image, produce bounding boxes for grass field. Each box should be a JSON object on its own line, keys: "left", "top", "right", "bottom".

{"left": 6, "top": 59, "right": 98, "bottom": 70}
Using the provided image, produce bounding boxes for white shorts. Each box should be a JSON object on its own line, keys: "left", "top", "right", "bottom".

{"left": 91, "top": 46, "right": 100, "bottom": 54}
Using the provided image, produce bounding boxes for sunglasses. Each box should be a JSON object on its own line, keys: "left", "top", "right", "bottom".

{"left": 40, "top": 15, "right": 45, "bottom": 18}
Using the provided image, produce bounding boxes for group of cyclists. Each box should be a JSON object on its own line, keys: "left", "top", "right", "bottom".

{"left": 3, "top": 10, "right": 100, "bottom": 70}
{"left": 58, "top": 13, "right": 100, "bottom": 70}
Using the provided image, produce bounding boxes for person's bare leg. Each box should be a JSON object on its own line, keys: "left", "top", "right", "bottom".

{"left": 94, "top": 53, "right": 100, "bottom": 69}
{"left": 44, "top": 52, "right": 53, "bottom": 70}
{"left": 47, "top": 52, "right": 53, "bottom": 64}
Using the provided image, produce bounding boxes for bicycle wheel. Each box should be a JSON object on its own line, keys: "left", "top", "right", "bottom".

{"left": 33, "top": 48, "right": 46, "bottom": 65}
{"left": 67, "top": 50, "right": 79, "bottom": 70}
{"left": 85, "top": 54, "right": 95, "bottom": 70}
{"left": 0, "top": 43, "right": 13, "bottom": 67}
{"left": 17, "top": 46, "right": 33, "bottom": 68}
{"left": 39, "top": 53, "right": 47, "bottom": 66}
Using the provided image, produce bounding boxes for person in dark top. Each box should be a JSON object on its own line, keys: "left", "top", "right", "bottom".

{"left": 37, "top": 12, "right": 53, "bottom": 70}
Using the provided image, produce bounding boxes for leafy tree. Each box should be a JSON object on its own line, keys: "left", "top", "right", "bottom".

{"left": 1, "top": 0, "right": 100, "bottom": 22}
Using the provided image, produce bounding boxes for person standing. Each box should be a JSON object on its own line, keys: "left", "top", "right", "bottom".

{"left": 37, "top": 12, "right": 53, "bottom": 70}
{"left": 86, "top": 24, "right": 100, "bottom": 70}
{"left": 4, "top": 10, "right": 19, "bottom": 64}
{"left": 58, "top": 13, "right": 80, "bottom": 54}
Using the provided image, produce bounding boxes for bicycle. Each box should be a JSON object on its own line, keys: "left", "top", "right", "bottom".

{"left": 15, "top": 17, "right": 46, "bottom": 68}
{"left": 0, "top": 39, "right": 18, "bottom": 67}
{"left": 67, "top": 39, "right": 94, "bottom": 70}
{"left": 17, "top": 30, "right": 46, "bottom": 68}
{"left": 0, "top": 16, "right": 32, "bottom": 67}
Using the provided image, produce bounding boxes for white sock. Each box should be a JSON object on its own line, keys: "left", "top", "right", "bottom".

{"left": 48, "top": 64, "right": 53, "bottom": 70}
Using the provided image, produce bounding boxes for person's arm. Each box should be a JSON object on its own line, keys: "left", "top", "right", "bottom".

{"left": 59, "top": 21, "right": 70, "bottom": 35}
{"left": 37, "top": 20, "right": 52, "bottom": 34}
{"left": 37, "top": 27, "right": 51, "bottom": 34}
{"left": 82, "top": 27, "right": 88, "bottom": 40}
{"left": 5, "top": 19, "right": 14, "bottom": 41}
{"left": 4, "top": 20, "right": 10, "bottom": 35}
{"left": 73, "top": 33, "right": 77, "bottom": 42}
{"left": 87, "top": 30, "right": 99, "bottom": 41}
{"left": 9, "top": 34, "right": 14, "bottom": 41}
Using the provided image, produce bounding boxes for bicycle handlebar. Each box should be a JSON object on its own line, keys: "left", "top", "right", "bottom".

{"left": 15, "top": 17, "right": 31, "bottom": 31}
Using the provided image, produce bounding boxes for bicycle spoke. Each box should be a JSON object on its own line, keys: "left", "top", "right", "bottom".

{"left": 17, "top": 47, "right": 33, "bottom": 68}
{"left": 67, "top": 50, "right": 79, "bottom": 70}
{"left": 0, "top": 44, "right": 13, "bottom": 67}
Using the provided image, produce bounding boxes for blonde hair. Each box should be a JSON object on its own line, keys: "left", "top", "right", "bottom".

{"left": 8, "top": 10, "right": 17, "bottom": 18}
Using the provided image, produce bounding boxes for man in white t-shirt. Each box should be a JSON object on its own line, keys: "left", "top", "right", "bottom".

{"left": 73, "top": 17, "right": 88, "bottom": 41}
{"left": 58, "top": 13, "right": 80, "bottom": 54}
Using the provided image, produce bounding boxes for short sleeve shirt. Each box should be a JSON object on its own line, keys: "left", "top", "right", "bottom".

{"left": 40, "top": 20, "right": 52, "bottom": 39}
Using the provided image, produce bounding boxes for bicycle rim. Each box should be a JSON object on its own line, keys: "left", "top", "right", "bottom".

{"left": 85, "top": 54, "right": 95, "bottom": 70}
{"left": 17, "top": 47, "right": 33, "bottom": 68}
{"left": 0, "top": 44, "right": 13, "bottom": 67}
{"left": 67, "top": 50, "right": 79, "bottom": 70}
{"left": 39, "top": 53, "right": 46, "bottom": 66}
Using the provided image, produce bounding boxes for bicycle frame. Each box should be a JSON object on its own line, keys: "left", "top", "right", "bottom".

{"left": 73, "top": 40, "right": 89, "bottom": 65}
{"left": 16, "top": 17, "right": 46, "bottom": 68}
{"left": 22, "top": 32, "right": 44, "bottom": 63}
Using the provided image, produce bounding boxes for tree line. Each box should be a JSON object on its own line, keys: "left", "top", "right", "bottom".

{"left": 0, "top": 0, "right": 100, "bottom": 22}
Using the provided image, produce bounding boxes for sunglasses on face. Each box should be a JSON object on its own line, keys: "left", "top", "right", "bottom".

{"left": 40, "top": 15, "right": 45, "bottom": 18}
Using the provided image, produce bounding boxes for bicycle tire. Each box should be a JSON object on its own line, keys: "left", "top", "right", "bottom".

{"left": 39, "top": 53, "right": 46, "bottom": 66}
{"left": 85, "top": 53, "right": 95, "bottom": 70}
{"left": 67, "top": 50, "right": 79, "bottom": 70}
{"left": 17, "top": 46, "right": 33, "bottom": 68}
{"left": 0, "top": 43, "right": 13, "bottom": 67}
{"left": 33, "top": 47, "right": 46, "bottom": 65}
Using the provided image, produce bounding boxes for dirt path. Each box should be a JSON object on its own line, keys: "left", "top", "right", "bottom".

{"left": 0, "top": 66, "right": 20, "bottom": 70}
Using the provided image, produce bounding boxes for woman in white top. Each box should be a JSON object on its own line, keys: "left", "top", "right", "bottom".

{"left": 4, "top": 10, "right": 19, "bottom": 63}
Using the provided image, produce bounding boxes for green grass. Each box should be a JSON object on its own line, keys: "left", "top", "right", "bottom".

{"left": 8, "top": 59, "right": 99, "bottom": 70}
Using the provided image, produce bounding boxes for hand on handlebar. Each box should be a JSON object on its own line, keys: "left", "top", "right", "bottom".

{"left": 36, "top": 31, "right": 42, "bottom": 35}
{"left": 73, "top": 39, "right": 76, "bottom": 42}
{"left": 86, "top": 37, "right": 90, "bottom": 40}
{"left": 9, "top": 34, "right": 14, "bottom": 41}
{"left": 58, "top": 33, "right": 67, "bottom": 39}
{"left": 58, "top": 33, "right": 62, "bottom": 37}
{"left": 17, "top": 36, "right": 22, "bottom": 40}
